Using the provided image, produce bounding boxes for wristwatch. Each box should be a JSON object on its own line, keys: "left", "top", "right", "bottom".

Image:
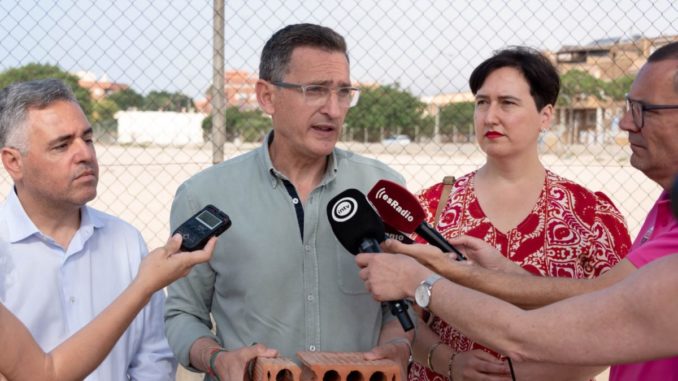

{"left": 415, "top": 274, "right": 442, "bottom": 308}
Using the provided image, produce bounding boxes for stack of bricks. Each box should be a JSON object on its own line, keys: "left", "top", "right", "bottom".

{"left": 252, "top": 352, "right": 400, "bottom": 381}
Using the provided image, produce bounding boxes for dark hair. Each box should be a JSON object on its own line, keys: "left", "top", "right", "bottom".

{"left": 469, "top": 46, "right": 560, "bottom": 111}
{"left": 647, "top": 41, "right": 678, "bottom": 94}
{"left": 648, "top": 41, "right": 678, "bottom": 62}
{"left": 259, "top": 23, "right": 348, "bottom": 82}
{"left": 0, "top": 78, "right": 77, "bottom": 152}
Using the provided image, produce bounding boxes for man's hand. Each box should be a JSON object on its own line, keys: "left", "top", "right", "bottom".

{"left": 380, "top": 239, "right": 465, "bottom": 276}
{"left": 355, "top": 252, "right": 430, "bottom": 301}
{"left": 364, "top": 340, "right": 411, "bottom": 380}
{"left": 212, "top": 344, "right": 278, "bottom": 381}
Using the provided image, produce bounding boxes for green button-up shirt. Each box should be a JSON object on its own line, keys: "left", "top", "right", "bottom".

{"left": 164, "top": 134, "right": 405, "bottom": 372}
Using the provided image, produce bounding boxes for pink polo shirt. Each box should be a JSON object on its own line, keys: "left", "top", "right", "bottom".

{"left": 609, "top": 191, "right": 678, "bottom": 381}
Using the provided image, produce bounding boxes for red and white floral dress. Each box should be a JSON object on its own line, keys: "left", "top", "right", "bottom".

{"left": 408, "top": 170, "right": 632, "bottom": 381}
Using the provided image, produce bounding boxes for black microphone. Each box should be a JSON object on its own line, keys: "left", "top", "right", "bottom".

{"left": 367, "top": 179, "right": 466, "bottom": 261}
{"left": 672, "top": 175, "right": 678, "bottom": 219}
{"left": 327, "top": 188, "right": 414, "bottom": 332}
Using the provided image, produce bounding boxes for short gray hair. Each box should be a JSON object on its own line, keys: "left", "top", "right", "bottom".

{"left": 0, "top": 78, "right": 77, "bottom": 153}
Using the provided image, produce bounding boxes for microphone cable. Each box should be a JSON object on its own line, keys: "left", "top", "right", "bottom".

{"left": 508, "top": 357, "right": 517, "bottom": 380}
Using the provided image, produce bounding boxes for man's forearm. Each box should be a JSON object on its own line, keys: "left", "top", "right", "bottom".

{"left": 189, "top": 337, "right": 224, "bottom": 373}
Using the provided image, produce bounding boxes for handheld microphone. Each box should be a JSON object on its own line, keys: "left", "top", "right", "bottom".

{"left": 367, "top": 179, "right": 467, "bottom": 261}
{"left": 327, "top": 188, "right": 414, "bottom": 332}
{"left": 672, "top": 175, "right": 678, "bottom": 219}
{"left": 384, "top": 222, "right": 415, "bottom": 244}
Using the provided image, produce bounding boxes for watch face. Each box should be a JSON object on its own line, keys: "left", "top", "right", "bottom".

{"left": 415, "top": 284, "right": 430, "bottom": 308}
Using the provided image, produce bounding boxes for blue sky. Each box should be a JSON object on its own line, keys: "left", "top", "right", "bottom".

{"left": 1, "top": 0, "right": 676, "bottom": 99}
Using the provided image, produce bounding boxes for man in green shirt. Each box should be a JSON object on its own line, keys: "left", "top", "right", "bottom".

{"left": 164, "top": 23, "right": 412, "bottom": 381}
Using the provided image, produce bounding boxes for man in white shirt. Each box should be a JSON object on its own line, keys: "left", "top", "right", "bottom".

{"left": 0, "top": 78, "right": 176, "bottom": 381}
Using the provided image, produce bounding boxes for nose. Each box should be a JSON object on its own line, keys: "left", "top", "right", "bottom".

{"left": 74, "top": 137, "right": 96, "bottom": 163}
{"left": 618, "top": 107, "right": 639, "bottom": 133}
{"left": 319, "top": 90, "right": 343, "bottom": 119}
{"left": 482, "top": 102, "right": 500, "bottom": 125}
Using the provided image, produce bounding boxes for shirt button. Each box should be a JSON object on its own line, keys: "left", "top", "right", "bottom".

{"left": 292, "top": 198, "right": 299, "bottom": 204}
{"left": 309, "top": 345, "right": 316, "bottom": 351}
{"left": 304, "top": 245, "right": 311, "bottom": 251}
{"left": 307, "top": 295, "right": 314, "bottom": 301}
{"left": 69, "top": 297, "right": 76, "bottom": 303}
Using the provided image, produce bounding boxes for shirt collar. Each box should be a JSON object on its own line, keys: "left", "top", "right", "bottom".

{"left": 3, "top": 187, "right": 104, "bottom": 244}
{"left": 259, "top": 130, "right": 339, "bottom": 189}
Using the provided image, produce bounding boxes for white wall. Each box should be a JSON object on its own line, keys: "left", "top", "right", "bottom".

{"left": 116, "top": 111, "right": 205, "bottom": 145}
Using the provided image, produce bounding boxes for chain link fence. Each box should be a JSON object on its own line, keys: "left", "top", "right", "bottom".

{"left": 2, "top": 1, "right": 677, "bottom": 380}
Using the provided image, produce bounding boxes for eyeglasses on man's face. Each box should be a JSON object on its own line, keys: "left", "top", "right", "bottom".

{"left": 625, "top": 94, "right": 678, "bottom": 129}
{"left": 272, "top": 81, "right": 360, "bottom": 108}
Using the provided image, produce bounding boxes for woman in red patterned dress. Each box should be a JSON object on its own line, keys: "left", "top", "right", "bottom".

{"left": 408, "top": 47, "right": 631, "bottom": 381}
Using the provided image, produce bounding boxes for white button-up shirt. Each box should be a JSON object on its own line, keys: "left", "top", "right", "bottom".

{"left": 0, "top": 189, "right": 176, "bottom": 381}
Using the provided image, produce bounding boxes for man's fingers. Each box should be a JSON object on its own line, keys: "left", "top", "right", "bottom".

{"left": 381, "top": 239, "right": 411, "bottom": 254}
{"left": 382, "top": 239, "right": 445, "bottom": 263}
{"left": 245, "top": 343, "right": 278, "bottom": 359}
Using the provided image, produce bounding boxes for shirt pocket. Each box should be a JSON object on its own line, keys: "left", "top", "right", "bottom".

{"left": 335, "top": 247, "right": 370, "bottom": 295}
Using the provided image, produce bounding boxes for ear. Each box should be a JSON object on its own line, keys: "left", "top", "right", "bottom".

{"left": 539, "top": 104, "right": 554, "bottom": 131}
{"left": 1, "top": 147, "right": 24, "bottom": 183}
{"left": 256, "top": 80, "right": 276, "bottom": 115}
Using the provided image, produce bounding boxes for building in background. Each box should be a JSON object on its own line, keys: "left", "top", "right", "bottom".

{"left": 76, "top": 71, "right": 129, "bottom": 100}
{"left": 551, "top": 34, "right": 678, "bottom": 145}
{"left": 195, "top": 69, "right": 258, "bottom": 114}
{"left": 423, "top": 34, "right": 678, "bottom": 145}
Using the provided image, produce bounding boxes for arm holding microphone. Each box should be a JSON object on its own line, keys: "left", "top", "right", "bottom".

{"left": 356, "top": 239, "right": 678, "bottom": 366}
{"left": 0, "top": 235, "right": 215, "bottom": 381}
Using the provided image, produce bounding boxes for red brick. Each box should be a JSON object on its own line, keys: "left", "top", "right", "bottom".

{"left": 252, "top": 357, "right": 301, "bottom": 381}
{"left": 297, "top": 352, "right": 401, "bottom": 381}
{"left": 251, "top": 352, "right": 401, "bottom": 381}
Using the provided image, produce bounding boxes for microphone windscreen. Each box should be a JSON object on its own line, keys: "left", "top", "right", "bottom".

{"left": 367, "top": 179, "right": 425, "bottom": 234}
{"left": 327, "top": 188, "right": 386, "bottom": 254}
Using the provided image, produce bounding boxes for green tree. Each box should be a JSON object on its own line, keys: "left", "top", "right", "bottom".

{"left": 344, "top": 84, "right": 432, "bottom": 142}
{"left": 603, "top": 74, "right": 634, "bottom": 100}
{"left": 91, "top": 98, "right": 119, "bottom": 123}
{"left": 438, "top": 101, "right": 475, "bottom": 142}
{"left": 203, "top": 106, "right": 271, "bottom": 142}
{"left": 91, "top": 98, "right": 119, "bottom": 141}
{"left": 0, "top": 63, "right": 93, "bottom": 118}
{"left": 558, "top": 69, "right": 604, "bottom": 106}
{"left": 108, "top": 88, "right": 144, "bottom": 110}
{"left": 142, "top": 90, "right": 194, "bottom": 112}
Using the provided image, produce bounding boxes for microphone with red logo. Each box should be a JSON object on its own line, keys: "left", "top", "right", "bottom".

{"left": 367, "top": 179, "right": 467, "bottom": 261}
{"left": 327, "top": 188, "right": 414, "bottom": 331}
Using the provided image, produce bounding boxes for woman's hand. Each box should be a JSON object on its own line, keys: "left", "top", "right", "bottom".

{"left": 133, "top": 234, "right": 216, "bottom": 294}
{"left": 448, "top": 235, "right": 528, "bottom": 275}
{"left": 451, "top": 350, "right": 512, "bottom": 381}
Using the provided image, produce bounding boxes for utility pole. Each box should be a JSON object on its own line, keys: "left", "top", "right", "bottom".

{"left": 211, "top": 0, "right": 226, "bottom": 164}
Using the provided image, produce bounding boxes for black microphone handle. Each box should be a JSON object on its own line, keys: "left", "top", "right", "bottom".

{"left": 415, "top": 222, "right": 467, "bottom": 261}
{"left": 359, "top": 238, "right": 415, "bottom": 332}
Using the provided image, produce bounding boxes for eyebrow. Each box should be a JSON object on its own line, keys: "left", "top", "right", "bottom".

{"left": 48, "top": 127, "right": 94, "bottom": 146}
{"left": 307, "top": 80, "right": 353, "bottom": 87}
{"left": 475, "top": 94, "right": 521, "bottom": 102}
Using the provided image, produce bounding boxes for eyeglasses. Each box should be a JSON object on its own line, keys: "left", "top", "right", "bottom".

{"left": 625, "top": 94, "right": 678, "bottom": 129}
{"left": 271, "top": 81, "right": 360, "bottom": 108}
